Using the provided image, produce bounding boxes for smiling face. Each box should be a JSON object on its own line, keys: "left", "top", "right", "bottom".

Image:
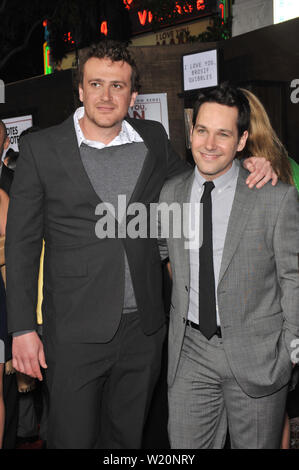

{"left": 190, "top": 102, "right": 248, "bottom": 180}
{"left": 78, "top": 57, "right": 138, "bottom": 142}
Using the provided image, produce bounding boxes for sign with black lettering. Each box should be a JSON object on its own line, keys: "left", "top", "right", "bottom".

{"left": 128, "top": 93, "right": 169, "bottom": 137}
{"left": 183, "top": 48, "right": 218, "bottom": 91}
{"left": 274, "top": 0, "right": 299, "bottom": 24}
{"left": 2, "top": 115, "right": 33, "bottom": 152}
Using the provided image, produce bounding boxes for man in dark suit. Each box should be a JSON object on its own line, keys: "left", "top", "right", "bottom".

{"left": 5, "top": 42, "right": 277, "bottom": 449}
{"left": 5, "top": 40, "right": 188, "bottom": 449}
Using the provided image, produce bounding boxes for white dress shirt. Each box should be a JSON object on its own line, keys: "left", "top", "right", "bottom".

{"left": 187, "top": 160, "right": 239, "bottom": 326}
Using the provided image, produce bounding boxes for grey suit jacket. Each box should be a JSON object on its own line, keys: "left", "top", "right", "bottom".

{"left": 159, "top": 165, "right": 299, "bottom": 398}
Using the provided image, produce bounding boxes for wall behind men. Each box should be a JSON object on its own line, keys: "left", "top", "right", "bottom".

{"left": 130, "top": 16, "right": 299, "bottom": 162}
{"left": 0, "top": 17, "right": 298, "bottom": 163}
{"left": 232, "top": 0, "right": 273, "bottom": 37}
{"left": 0, "top": 69, "right": 76, "bottom": 136}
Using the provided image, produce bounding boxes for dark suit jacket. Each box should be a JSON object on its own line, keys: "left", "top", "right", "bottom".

{"left": 5, "top": 116, "right": 188, "bottom": 343}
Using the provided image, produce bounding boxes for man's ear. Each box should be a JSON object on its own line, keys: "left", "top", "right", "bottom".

{"left": 129, "top": 91, "right": 138, "bottom": 108}
{"left": 237, "top": 130, "right": 248, "bottom": 152}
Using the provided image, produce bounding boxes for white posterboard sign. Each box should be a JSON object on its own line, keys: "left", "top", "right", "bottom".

{"left": 274, "top": 0, "right": 299, "bottom": 24}
{"left": 183, "top": 49, "right": 218, "bottom": 92}
{"left": 128, "top": 93, "right": 170, "bottom": 137}
{"left": 3, "top": 115, "right": 33, "bottom": 153}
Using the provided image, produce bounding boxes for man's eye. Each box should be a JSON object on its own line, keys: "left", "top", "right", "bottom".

{"left": 219, "top": 133, "right": 229, "bottom": 137}
{"left": 113, "top": 84, "right": 122, "bottom": 89}
{"left": 91, "top": 82, "right": 100, "bottom": 87}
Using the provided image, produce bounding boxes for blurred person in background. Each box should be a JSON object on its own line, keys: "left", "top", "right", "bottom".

{"left": 240, "top": 88, "right": 299, "bottom": 449}
{"left": 0, "top": 121, "right": 13, "bottom": 196}
{"left": 0, "top": 186, "right": 12, "bottom": 448}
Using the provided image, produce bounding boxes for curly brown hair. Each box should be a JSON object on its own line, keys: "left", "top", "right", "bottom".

{"left": 78, "top": 40, "right": 141, "bottom": 93}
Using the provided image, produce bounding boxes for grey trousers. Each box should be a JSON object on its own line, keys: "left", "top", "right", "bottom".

{"left": 168, "top": 324, "right": 288, "bottom": 449}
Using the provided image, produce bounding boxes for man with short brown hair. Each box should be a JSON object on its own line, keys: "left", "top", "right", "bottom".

{"left": 160, "top": 84, "right": 299, "bottom": 449}
{"left": 6, "top": 40, "right": 187, "bottom": 449}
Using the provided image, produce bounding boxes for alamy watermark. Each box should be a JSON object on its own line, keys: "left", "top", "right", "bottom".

{"left": 290, "top": 79, "right": 299, "bottom": 104}
{"left": 0, "top": 79, "right": 5, "bottom": 103}
{"left": 94, "top": 195, "right": 203, "bottom": 250}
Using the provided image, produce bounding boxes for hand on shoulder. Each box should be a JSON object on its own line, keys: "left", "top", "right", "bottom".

{"left": 243, "top": 156, "right": 278, "bottom": 189}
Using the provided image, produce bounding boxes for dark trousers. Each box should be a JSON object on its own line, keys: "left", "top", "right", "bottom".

{"left": 3, "top": 372, "right": 18, "bottom": 449}
{"left": 142, "top": 332, "right": 170, "bottom": 449}
{"left": 44, "top": 312, "right": 166, "bottom": 449}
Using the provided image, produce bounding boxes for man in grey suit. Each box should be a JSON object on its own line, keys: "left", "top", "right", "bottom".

{"left": 159, "top": 84, "right": 299, "bottom": 448}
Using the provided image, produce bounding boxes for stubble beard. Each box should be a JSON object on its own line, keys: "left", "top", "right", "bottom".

{"left": 196, "top": 157, "right": 233, "bottom": 180}
{"left": 84, "top": 108, "right": 123, "bottom": 134}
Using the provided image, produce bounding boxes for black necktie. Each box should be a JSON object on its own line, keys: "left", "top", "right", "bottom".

{"left": 199, "top": 181, "right": 217, "bottom": 340}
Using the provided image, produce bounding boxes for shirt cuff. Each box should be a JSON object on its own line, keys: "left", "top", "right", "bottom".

{"left": 12, "top": 330, "right": 35, "bottom": 337}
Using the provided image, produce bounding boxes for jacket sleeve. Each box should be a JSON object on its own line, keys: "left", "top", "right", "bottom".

{"left": 157, "top": 180, "right": 174, "bottom": 263}
{"left": 5, "top": 136, "right": 44, "bottom": 334}
{"left": 273, "top": 185, "right": 299, "bottom": 360}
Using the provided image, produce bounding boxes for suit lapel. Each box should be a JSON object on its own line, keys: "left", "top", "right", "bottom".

{"left": 53, "top": 116, "right": 171, "bottom": 211}
{"left": 218, "top": 166, "right": 259, "bottom": 284}
{"left": 173, "top": 171, "right": 195, "bottom": 289}
{"left": 55, "top": 116, "right": 101, "bottom": 209}
{"left": 126, "top": 118, "right": 159, "bottom": 204}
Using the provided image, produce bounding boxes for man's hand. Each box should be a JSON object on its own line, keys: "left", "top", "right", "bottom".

{"left": 243, "top": 157, "right": 278, "bottom": 189}
{"left": 12, "top": 331, "right": 47, "bottom": 381}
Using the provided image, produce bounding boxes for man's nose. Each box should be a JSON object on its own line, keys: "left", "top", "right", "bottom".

{"left": 205, "top": 133, "right": 217, "bottom": 150}
{"left": 101, "top": 85, "right": 111, "bottom": 101}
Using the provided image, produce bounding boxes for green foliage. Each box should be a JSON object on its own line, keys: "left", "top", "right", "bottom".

{"left": 189, "top": 14, "right": 233, "bottom": 42}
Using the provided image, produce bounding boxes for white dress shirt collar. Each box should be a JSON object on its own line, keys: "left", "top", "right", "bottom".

{"left": 194, "top": 159, "right": 240, "bottom": 194}
{"left": 73, "top": 106, "right": 143, "bottom": 149}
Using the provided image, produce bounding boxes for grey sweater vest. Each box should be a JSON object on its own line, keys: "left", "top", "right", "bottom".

{"left": 80, "top": 142, "right": 147, "bottom": 313}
